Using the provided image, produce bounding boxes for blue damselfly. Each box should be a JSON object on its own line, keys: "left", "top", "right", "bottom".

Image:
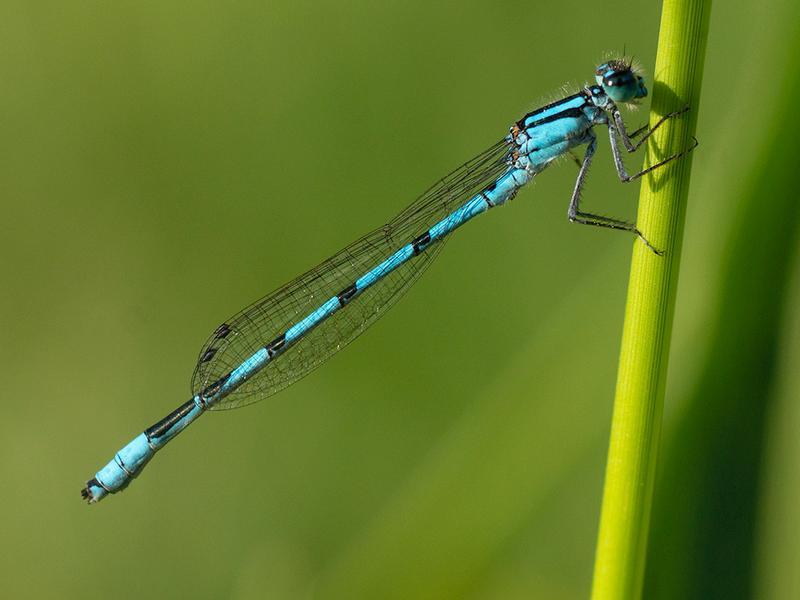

{"left": 82, "top": 59, "right": 694, "bottom": 503}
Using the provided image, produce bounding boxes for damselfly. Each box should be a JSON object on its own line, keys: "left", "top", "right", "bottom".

{"left": 82, "top": 58, "right": 694, "bottom": 503}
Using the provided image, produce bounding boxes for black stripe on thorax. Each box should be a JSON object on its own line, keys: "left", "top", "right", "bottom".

{"left": 524, "top": 107, "right": 586, "bottom": 130}
{"left": 516, "top": 93, "right": 586, "bottom": 129}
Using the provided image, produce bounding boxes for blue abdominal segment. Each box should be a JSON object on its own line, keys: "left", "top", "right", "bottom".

{"left": 85, "top": 397, "right": 205, "bottom": 500}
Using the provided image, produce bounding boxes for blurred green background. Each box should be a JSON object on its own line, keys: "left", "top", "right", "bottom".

{"left": 2, "top": 1, "right": 798, "bottom": 598}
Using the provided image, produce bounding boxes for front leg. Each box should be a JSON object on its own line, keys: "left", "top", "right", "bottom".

{"left": 567, "top": 133, "right": 662, "bottom": 255}
{"left": 612, "top": 106, "right": 691, "bottom": 152}
{"left": 608, "top": 122, "right": 699, "bottom": 182}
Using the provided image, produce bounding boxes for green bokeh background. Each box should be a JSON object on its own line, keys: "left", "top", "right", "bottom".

{"left": 2, "top": 1, "right": 798, "bottom": 598}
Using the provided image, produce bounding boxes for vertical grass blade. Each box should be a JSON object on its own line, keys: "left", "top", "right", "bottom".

{"left": 590, "top": 1, "right": 712, "bottom": 598}
{"left": 644, "top": 15, "right": 800, "bottom": 598}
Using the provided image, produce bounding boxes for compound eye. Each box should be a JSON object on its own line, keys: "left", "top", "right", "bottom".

{"left": 606, "top": 72, "right": 632, "bottom": 87}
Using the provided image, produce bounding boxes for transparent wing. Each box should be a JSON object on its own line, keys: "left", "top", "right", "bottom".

{"left": 192, "top": 137, "right": 513, "bottom": 410}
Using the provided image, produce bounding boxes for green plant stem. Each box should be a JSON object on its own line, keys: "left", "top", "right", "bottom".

{"left": 590, "top": 1, "right": 711, "bottom": 599}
